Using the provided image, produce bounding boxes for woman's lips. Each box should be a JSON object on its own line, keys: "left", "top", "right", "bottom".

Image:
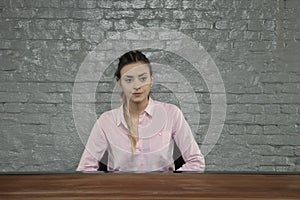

{"left": 132, "top": 92, "right": 142, "bottom": 96}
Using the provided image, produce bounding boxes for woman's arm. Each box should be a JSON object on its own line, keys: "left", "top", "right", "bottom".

{"left": 77, "top": 119, "right": 108, "bottom": 171}
{"left": 172, "top": 106, "right": 205, "bottom": 172}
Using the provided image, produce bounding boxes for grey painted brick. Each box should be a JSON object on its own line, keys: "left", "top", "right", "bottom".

{"left": 282, "top": 83, "right": 299, "bottom": 93}
{"left": 3, "top": 103, "right": 21, "bottom": 113}
{"left": 247, "top": 104, "right": 264, "bottom": 114}
{"left": 60, "top": 0, "right": 77, "bottom": 8}
{"left": 279, "top": 125, "right": 299, "bottom": 135}
{"left": 28, "top": 93, "right": 64, "bottom": 104}
{"left": 0, "top": 92, "right": 28, "bottom": 103}
{"left": 182, "top": 0, "right": 194, "bottom": 9}
{"left": 113, "top": 1, "right": 132, "bottom": 9}
{"left": 23, "top": 0, "right": 60, "bottom": 8}
{"left": 105, "top": 10, "right": 135, "bottom": 19}
{"left": 227, "top": 104, "right": 247, "bottom": 114}
{"left": 264, "top": 104, "right": 280, "bottom": 114}
{"left": 262, "top": 83, "right": 282, "bottom": 94}
{"left": 18, "top": 113, "right": 50, "bottom": 124}
{"left": 280, "top": 105, "right": 298, "bottom": 114}
{"left": 246, "top": 125, "right": 263, "bottom": 135}
{"left": 35, "top": 8, "right": 71, "bottom": 19}
{"left": 97, "top": 0, "right": 113, "bottom": 8}
{"left": 164, "top": 0, "right": 180, "bottom": 9}
{"left": 225, "top": 124, "right": 246, "bottom": 135}
{"left": 21, "top": 124, "right": 50, "bottom": 134}
{"left": 72, "top": 9, "right": 104, "bottom": 19}
{"left": 251, "top": 145, "right": 294, "bottom": 157}
{"left": 247, "top": 135, "right": 300, "bottom": 146}
{"left": 263, "top": 125, "right": 280, "bottom": 135}
{"left": 21, "top": 103, "right": 57, "bottom": 113}
{"left": 78, "top": 0, "right": 96, "bottom": 8}
{"left": 132, "top": 0, "right": 146, "bottom": 9}
{"left": 149, "top": 0, "right": 164, "bottom": 8}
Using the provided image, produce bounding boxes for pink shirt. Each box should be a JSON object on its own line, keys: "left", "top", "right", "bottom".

{"left": 77, "top": 98, "right": 205, "bottom": 172}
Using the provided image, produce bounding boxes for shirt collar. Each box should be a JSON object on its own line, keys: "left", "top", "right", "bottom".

{"left": 116, "top": 98, "right": 154, "bottom": 127}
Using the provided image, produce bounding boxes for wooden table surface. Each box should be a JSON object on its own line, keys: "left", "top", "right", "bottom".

{"left": 0, "top": 173, "right": 299, "bottom": 199}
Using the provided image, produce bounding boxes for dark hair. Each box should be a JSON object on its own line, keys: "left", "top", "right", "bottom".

{"left": 114, "top": 50, "right": 152, "bottom": 81}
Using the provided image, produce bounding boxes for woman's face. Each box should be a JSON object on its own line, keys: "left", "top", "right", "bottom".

{"left": 119, "top": 61, "right": 153, "bottom": 104}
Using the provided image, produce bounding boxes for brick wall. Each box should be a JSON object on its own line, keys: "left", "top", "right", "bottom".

{"left": 0, "top": 0, "right": 299, "bottom": 172}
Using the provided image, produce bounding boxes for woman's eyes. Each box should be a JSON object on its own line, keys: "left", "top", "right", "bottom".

{"left": 124, "top": 77, "right": 147, "bottom": 83}
{"left": 140, "top": 76, "right": 147, "bottom": 82}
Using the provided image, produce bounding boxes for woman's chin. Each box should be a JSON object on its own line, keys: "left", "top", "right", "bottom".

{"left": 130, "top": 96, "right": 146, "bottom": 103}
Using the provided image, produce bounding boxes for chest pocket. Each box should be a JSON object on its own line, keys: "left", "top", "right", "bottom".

{"left": 148, "top": 130, "right": 173, "bottom": 153}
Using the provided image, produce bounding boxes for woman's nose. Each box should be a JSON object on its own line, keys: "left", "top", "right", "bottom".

{"left": 133, "top": 81, "right": 142, "bottom": 90}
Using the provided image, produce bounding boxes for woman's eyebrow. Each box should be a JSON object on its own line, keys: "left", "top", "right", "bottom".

{"left": 138, "top": 72, "right": 148, "bottom": 77}
{"left": 124, "top": 75, "right": 133, "bottom": 78}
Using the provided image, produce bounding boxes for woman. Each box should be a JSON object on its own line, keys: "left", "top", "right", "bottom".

{"left": 77, "top": 50, "right": 205, "bottom": 172}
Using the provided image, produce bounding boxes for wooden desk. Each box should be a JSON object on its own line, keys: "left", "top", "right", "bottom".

{"left": 0, "top": 173, "right": 299, "bottom": 199}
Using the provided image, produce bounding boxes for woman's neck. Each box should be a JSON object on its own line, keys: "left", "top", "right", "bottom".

{"left": 126, "top": 98, "right": 149, "bottom": 118}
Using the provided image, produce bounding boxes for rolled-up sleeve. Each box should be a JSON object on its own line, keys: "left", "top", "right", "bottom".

{"left": 77, "top": 119, "right": 108, "bottom": 172}
{"left": 172, "top": 106, "right": 205, "bottom": 172}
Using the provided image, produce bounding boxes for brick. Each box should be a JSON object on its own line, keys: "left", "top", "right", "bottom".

{"left": 21, "top": 103, "right": 57, "bottom": 113}
{"left": 132, "top": 0, "right": 146, "bottom": 8}
{"left": 148, "top": 0, "right": 164, "bottom": 8}
{"left": 280, "top": 105, "right": 298, "bottom": 114}
{"left": 285, "top": 0, "right": 300, "bottom": 8}
{"left": 18, "top": 113, "right": 50, "bottom": 124}
{"left": 113, "top": 1, "right": 131, "bottom": 9}
{"left": 21, "top": 124, "right": 50, "bottom": 134}
{"left": 247, "top": 135, "right": 300, "bottom": 146}
{"left": 263, "top": 125, "right": 280, "bottom": 135}
{"left": 36, "top": 8, "right": 71, "bottom": 19}
{"left": 247, "top": 104, "right": 264, "bottom": 114}
{"left": 97, "top": 0, "right": 113, "bottom": 8}
{"left": 225, "top": 124, "right": 246, "bottom": 135}
{"left": 82, "top": 21, "right": 106, "bottom": 43}
{"left": 261, "top": 31, "right": 277, "bottom": 41}
{"left": 279, "top": 125, "right": 300, "bottom": 135}
{"left": 262, "top": 83, "right": 282, "bottom": 94}
{"left": 226, "top": 113, "right": 254, "bottom": 124}
{"left": 105, "top": 10, "right": 135, "bottom": 19}
{"left": 2, "top": 7, "right": 37, "bottom": 18}
{"left": 137, "top": 9, "right": 156, "bottom": 20}
{"left": 60, "top": 0, "right": 77, "bottom": 8}
{"left": 282, "top": 83, "right": 299, "bottom": 93}
{"left": 164, "top": 0, "right": 180, "bottom": 9}
{"left": 296, "top": 146, "right": 300, "bottom": 156}
{"left": 264, "top": 104, "right": 280, "bottom": 114}
{"left": 28, "top": 93, "right": 64, "bottom": 104}
{"left": 246, "top": 125, "right": 263, "bottom": 135}
{"left": 3, "top": 103, "right": 21, "bottom": 113}
{"left": 72, "top": 9, "right": 103, "bottom": 19}
{"left": 23, "top": 0, "right": 60, "bottom": 8}
{"left": 78, "top": 0, "right": 97, "bottom": 8}
{"left": 227, "top": 104, "right": 247, "bottom": 114}
{"left": 182, "top": 0, "right": 194, "bottom": 9}
{"left": 254, "top": 114, "right": 290, "bottom": 125}
{"left": 0, "top": 92, "right": 28, "bottom": 103}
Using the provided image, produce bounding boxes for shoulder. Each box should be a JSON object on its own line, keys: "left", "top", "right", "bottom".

{"left": 96, "top": 107, "right": 119, "bottom": 125}
{"left": 152, "top": 100, "right": 182, "bottom": 115}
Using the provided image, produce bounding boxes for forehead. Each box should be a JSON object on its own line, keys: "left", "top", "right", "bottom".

{"left": 120, "top": 62, "right": 150, "bottom": 77}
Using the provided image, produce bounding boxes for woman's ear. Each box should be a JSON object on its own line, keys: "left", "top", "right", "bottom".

{"left": 151, "top": 75, "right": 154, "bottom": 87}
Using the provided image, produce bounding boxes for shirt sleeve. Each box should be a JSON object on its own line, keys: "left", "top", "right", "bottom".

{"left": 76, "top": 118, "right": 108, "bottom": 172}
{"left": 172, "top": 106, "right": 205, "bottom": 172}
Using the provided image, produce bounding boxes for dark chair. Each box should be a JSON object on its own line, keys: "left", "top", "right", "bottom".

{"left": 98, "top": 144, "right": 185, "bottom": 172}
